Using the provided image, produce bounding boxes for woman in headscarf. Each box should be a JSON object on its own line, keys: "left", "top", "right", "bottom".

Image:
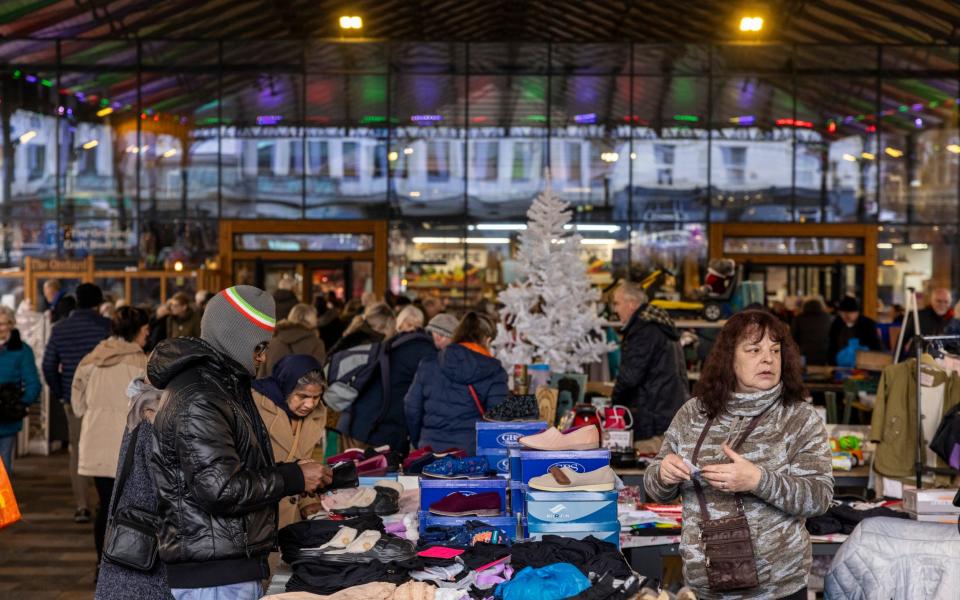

{"left": 252, "top": 354, "right": 327, "bottom": 528}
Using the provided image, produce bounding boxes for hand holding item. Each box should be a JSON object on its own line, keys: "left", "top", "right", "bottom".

{"left": 658, "top": 453, "right": 692, "bottom": 485}
{"left": 701, "top": 443, "right": 762, "bottom": 493}
{"left": 300, "top": 462, "right": 334, "bottom": 492}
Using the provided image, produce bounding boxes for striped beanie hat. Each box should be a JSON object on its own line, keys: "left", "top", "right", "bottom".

{"left": 201, "top": 285, "right": 276, "bottom": 375}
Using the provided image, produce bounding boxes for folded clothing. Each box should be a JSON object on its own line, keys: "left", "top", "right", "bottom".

{"left": 286, "top": 560, "right": 412, "bottom": 597}
{"left": 494, "top": 563, "right": 590, "bottom": 600}
{"left": 279, "top": 515, "right": 385, "bottom": 563}
{"left": 419, "top": 520, "right": 510, "bottom": 547}
{"left": 458, "top": 543, "right": 512, "bottom": 571}
{"left": 562, "top": 573, "right": 644, "bottom": 600}
{"left": 805, "top": 504, "right": 909, "bottom": 536}
{"left": 509, "top": 535, "right": 632, "bottom": 580}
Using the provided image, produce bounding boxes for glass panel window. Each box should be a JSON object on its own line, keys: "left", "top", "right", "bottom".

{"left": 308, "top": 141, "right": 329, "bottom": 176}
{"left": 257, "top": 142, "right": 274, "bottom": 175}
{"left": 723, "top": 236, "right": 863, "bottom": 255}
{"left": 427, "top": 141, "right": 450, "bottom": 182}
{"left": 288, "top": 141, "right": 303, "bottom": 175}
{"left": 373, "top": 143, "right": 387, "bottom": 178}
{"left": 234, "top": 233, "right": 374, "bottom": 252}
{"left": 473, "top": 141, "right": 499, "bottom": 181}
{"left": 512, "top": 141, "right": 537, "bottom": 182}
{"left": 343, "top": 142, "right": 359, "bottom": 181}
{"left": 565, "top": 142, "right": 582, "bottom": 183}
{"left": 27, "top": 145, "right": 45, "bottom": 181}
{"left": 720, "top": 146, "right": 747, "bottom": 186}
{"left": 79, "top": 146, "right": 98, "bottom": 176}
{"left": 654, "top": 144, "right": 675, "bottom": 185}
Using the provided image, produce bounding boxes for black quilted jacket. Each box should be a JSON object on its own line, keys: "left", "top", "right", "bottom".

{"left": 147, "top": 337, "right": 304, "bottom": 588}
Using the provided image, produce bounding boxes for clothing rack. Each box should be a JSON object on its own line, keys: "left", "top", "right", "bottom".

{"left": 912, "top": 333, "right": 960, "bottom": 488}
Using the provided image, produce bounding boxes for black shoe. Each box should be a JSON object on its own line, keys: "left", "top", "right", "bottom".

{"left": 301, "top": 534, "right": 417, "bottom": 565}
{"left": 74, "top": 508, "right": 92, "bottom": 524}
{"left": 327, "top": 460, "right": 360, "bottom": 491}
{"left": 484, "top": 394, "right": 540, "bottom": 422}
{"left": 332, "top": 486, "right": 400, "bottom": 517}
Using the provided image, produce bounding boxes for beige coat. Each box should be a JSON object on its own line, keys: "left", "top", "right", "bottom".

{"left": 71, "top": 337, "right": 148, "bottom": 478}
{"left": 253, "top": 390, "right": 326, "bottom": 528}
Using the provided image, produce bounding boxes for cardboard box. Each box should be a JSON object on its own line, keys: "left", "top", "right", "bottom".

{"left": 517, "top": 450, "right": 611, "bottom": 485}
{"left": 510, "top": 481, "right": 527, "bottom": 515}
{"left": 418, "top": 512, "right": 519, "bottom": 541}
{"left": 903, "top": 488, "right": 960, "bottom": 514}
{"left": 478, "top": 449, "right": 511, "bottom": 477}
{"left": 418, "top": 477, "right": 508, "bottom": 513}
{"left": 509, "top": 448, "right": 523, "bottom": 481}
{"left": 526, "top": 490, "right": 619, "bottom": 525}
{"left": 358, "top": 473, "right": 399, "bottom": 487}
{"left": 907, "top": 511, "right": 960, "bottom": 524}
{"left": 476, "top": 421, "right": 548, "bottom": 451}
{"left": 602, "top": 429, "right": 634, "bottom": 450}
{"left": 527, "top": 520, "right": 620, "bottom": 547}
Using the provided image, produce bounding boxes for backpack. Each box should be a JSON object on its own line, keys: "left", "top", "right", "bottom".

{"left": 323, "top": 342, "right": 387, "bottom": 413}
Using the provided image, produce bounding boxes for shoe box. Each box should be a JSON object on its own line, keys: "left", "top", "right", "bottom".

{"left": 526, "top": 490, "right": 619, "bottom": 525}
{"left": 602, "top": 429, "right": 634, "bottom": 450}
{"left": 418, "top": 477, "right": 509, "bottom": 514}
{"left": 477, "top": 449, "right": 511, "bottom": 477}
{"left": 476, "top": 421, "right": 548, "bottom": 452}
{"left": 903, "top": 488, "right": 960, "bottom": 515}
{"left": 526, "top": 521, "right": 621, "bottom": 547}
{"left": 509, "top": 481, "right": 527, "bottom": 515}
{"left": 418, "top": 512, "right": 521, "bottom": 541}
{"left": 358, "top": 473, "right": 399, "bottom": 487}
{"left": 516, "top": 450, "right": 612, "bottom": 485}
{"left": 509, "top": 448, "right": 522, "bottom": 481}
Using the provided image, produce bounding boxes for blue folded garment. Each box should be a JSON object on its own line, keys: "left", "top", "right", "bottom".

{"left": 494, "top": 562, "right": 590, "bottom": 600}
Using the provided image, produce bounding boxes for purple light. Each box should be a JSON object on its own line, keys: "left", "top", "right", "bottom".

{"left": 735, "top": 115, "right": 756, "bottom": 125}
{"left": 911, "top": 103, "right": 924, "bottom": 111}
{"left": 843, "top": 115, "right": 855, "bottom": 124}
{"left": 411, "top": 114, "right": 443, "bottom": 123}
{"left": 57, "top": 106, "right": 64, "bottom": 115}
{"left": 112, "top": 101, "right": 121, "bottom": 108}
{"left": 66, "top": 108, "right": 73, "bottom": 116}
{"left": 915, "top": 117, "right": 923, "bottom": 128}
{"left": 25, "top": 75, "right": 37, "bottom": 83}
{"left": 75, "top": 92, "right": 85, "bottom": 100}
{"left": 256, "top": 115, "right": 282, "bottom": 125}
{"left": 574, "top": 113, "right": 597, "bottom": 124}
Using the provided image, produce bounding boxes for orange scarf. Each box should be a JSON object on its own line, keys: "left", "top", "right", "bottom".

{"left": 460, "top": 342, "right": 492, "bottom": 357}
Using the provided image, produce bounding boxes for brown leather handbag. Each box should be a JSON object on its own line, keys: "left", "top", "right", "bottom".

{"left": 690, "top": 412, "right": 766, "bottom": 592}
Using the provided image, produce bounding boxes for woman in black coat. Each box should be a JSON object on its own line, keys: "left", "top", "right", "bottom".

{"left": 792, "top": 297, "right": 833, "bottom": 366}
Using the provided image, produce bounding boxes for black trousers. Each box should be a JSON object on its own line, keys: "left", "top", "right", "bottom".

{"left": 93, "top": 476, "right": 115, "bottom": 563}
{"left": 779, "top": 587, "right": 808, "bottom": 600}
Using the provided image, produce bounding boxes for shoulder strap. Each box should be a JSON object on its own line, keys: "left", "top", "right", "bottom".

{"left": 111, "top": 424, "right": 141, "bottom": 519}
{"left": 468, "top": 384, "right": 484, "bottom": 417}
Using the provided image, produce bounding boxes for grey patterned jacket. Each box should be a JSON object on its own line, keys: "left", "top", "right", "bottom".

{"left": 644, "top": 384, "right": 834, "bottom": 599}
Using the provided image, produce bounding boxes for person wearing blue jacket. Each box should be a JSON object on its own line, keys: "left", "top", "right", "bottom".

{"left": 0, "top": 305, "right": 42, "bottom": 474}
{"left": 405, "top": 312, "right": 508, "bottom": 455}
{"left": 42, "top": 283, "right": 111, "bottom": 523}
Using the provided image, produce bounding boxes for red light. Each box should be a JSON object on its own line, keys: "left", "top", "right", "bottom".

{"left": 140, "top": 112, "right": 146, "bottom": 119}
{"left": 866, "top": 124, "right": 876, "bottom": 133}
{"left": 828, "top": 121, "right": 837, "bottom": 134}
{"left": 470, "top": 116, "right": 488, "bottom": 123}
{"left": 153, "top": 114, "right": 159, "bottom": 122}
{"left": 775, "top": 118, "right": 813, "bottom": 128}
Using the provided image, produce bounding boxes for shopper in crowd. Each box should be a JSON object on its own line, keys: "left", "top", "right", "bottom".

{"left": 71, "top": 306, "right": 150, "bottom": 565}
{"left": 791, "top": 296, "right": 833, "bottom": 366}
{"left": 395, "top": 305, "right": 425, "bottom": 334}
{"left": 316, "top": 294, "right": 344, "bottom": 351}
{"left": 901, "top": 288, "right": 953, "bottom": 355}
{"left": 53, "top": 293, "right": 77, "bottom": 324}
{"left": 99, "top": 301, "right": 116, "bottom": 319}
{"left": 340, "top": 305, "right": 436, "bottom": 455}
{"left": 425, "top": 313, "right": 458, "bottom": 350}
{"left": 43, "top": 279, "right": 64, "bottom": 313}
{"left": 321, "top": 298, "right": 361, "bottom": 352}
{"left": 166, "top": 292, "right": 201, "bottom": 339}
{"left": 252, "top": 354, "right": 326, "bottom": 528}
{"left": 0, "top": 306, "right": 41, "bottom": 474}
{"left": 827, "top": 296, "right": 883, "bottom": 364}
{"left": 273, "top": 275, "right": 300, "bottom": 322}
{"left": 421, "top": 297, "right": 443, "bottom": 321}
{"left": 145, "top": 302, "right": 170, "bottom": 353}
{"left": 610, "top": 281, "right": 688, "bottom": 455}
{"left": 42, "top": 283, "right": 111, "bottom": 524}
{"left": 94, "top": 378, "right": 170, "bottom": 600}
{"left": 360, "top": 291, "right": 378, "bottom": 308}
{"left": 891, "top": 303, "right": 905, "bottom": 325}
{"left": 327, "top": 302, "right": 396, "bottom": 357}
{"left": 405, "top": 312, "right": 507, "bottom": 454}
{"left": 645, "top": 309, "right": 833, "bottom": 600}
{"left": 260, "top": 302, "right": 327, "bottom": 376}
{"left": 148, "top": 286, "right": 333, "bottom": 600}
{"left": 194, "top": 290, "right": 213, "bottom": 314}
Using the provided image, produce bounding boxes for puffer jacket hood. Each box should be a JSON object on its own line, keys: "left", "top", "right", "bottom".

{"left": 82, "top": 337, "right": 145, "bottom": 368}
{"left": 148, "top": 336, "right": 247, "bottom": 390}
{"left": 437, "top": 343, "right": 503, "bottom": 385}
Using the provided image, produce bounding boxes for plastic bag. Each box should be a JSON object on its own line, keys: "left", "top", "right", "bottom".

{"left": 0, "top": 457, "right": 21, "bottom": 529}
{"left": 835, "top": 339, "right": 866, "bottom": 368}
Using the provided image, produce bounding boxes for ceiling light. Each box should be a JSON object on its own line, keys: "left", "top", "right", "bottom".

{"left": 96, "top": 107, "right": 113, "bottom": 117}
{"left": 18, "top": 130, "right": 37, "bottom": 144}
{"left": 947, "top": 144, "right": 960, "bottom": 154}
{"left": 842, "top": 153, "right": 857, "bottom": 162}
{"left": 339, "top": 15, "right": 362, "bottom": 29}
{"left": 162, "top": 149, "right": 177, "bottom": 158}
{"left": 579, "top": 238, "right": 618, "bottom": 245}
{"left": 173, "top": 261, "right": 184, "bottom": 272}
{"left": 884, "top": 147, "right": 903, "bottom": 158}
{"left": 861, "top": 152, "right": 875, "bottom": 160}
{"left": 409, "top": 191, "right": 421, "bottom": 198}
{"left": 882, "top": 259, "right": 896, "bottom": 267}
{"left": 125, "top": 145, "right": 138, "bottom": 154}
{"left": 476, "top": 223, "right": 526, "bottom": 231}
{"left": 600, "top": 152, "right": 619, "bottom": 163}
{"left": 876, "top": 243, "right": 893, "bottom": 249}
{"left": 566, "top": 224, "right": 622, "bottom": 232}
{"left": 82, "top": 140, "right": 98, "bottom": 150}
{"left": 911, "top": 243, "right": 929, "bottom": 250}
{"left": 739, "top": 16, "right": 764, "bottom": 32}
{"left": 388, "top": 151, "right": 398, "bottom": 161}
{"left": 412, "top": 237, "right": 510, "bottom": 245}
{"left": 403, "top": 147, "right": 413, "bottom": 155}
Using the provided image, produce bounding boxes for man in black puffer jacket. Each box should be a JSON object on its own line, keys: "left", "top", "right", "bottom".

{"left": 611, "top": 282, "right": 688, "bottom": 455}
{"left": 149, "top": 286, "right": 331, "bottom": 599}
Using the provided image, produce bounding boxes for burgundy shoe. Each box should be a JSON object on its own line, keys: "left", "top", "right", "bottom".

{"left": 403, "top": 446, "right": 434, "bottom": 471}
{"left": 356, "top": 454, "right": 388, "bottom": 477}
{"left": 326, "top": 449, "right": 366, "bottom": 466}
{"left": 428, "top": 491, "right": 502, "bottom": 517}
{"left": 433, "top": 448, "right": 467, "bottom": 459}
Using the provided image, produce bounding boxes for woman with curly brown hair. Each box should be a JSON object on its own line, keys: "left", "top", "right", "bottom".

{"left": 644, "top": 309, "right": 833, "bottom": 600}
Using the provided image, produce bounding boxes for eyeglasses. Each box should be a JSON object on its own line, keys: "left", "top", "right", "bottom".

{"left": 254, "top": 341, "right": 270, "bottom": 357}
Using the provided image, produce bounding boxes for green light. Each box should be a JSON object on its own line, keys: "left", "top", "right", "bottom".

{"left": 673, "top": 114, "right": 699, "bottom": 122}
{"left": 526, "top": 115, "right": 547, "bottom": 122}
{"left": 40, "top": 79, "right": 52, "bottom": 88}
{"left": 361, "top": 115, "right": 386, "bottom": 124}
{"left": 361, "top": 76, "right": 386, "bottom": 105}
{"left": 12, "top": 70, "right": 20, "bottom": 79}
{"left": 929, "top": 100, "right": 940, "bottom": 108}
{"left": 898, "top": 105, "right": 908, "bottom": 112}
{"left": 855, "top": 114, "right": 865, "bottom": 121}
{"left": 520, "top": 77, "right": 545, "bottom": 102}
{"left": 198, "top": 117, "right": 219, "bottom": 125}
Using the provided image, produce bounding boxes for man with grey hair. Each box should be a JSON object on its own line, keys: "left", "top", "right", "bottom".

{"left": 611, "top": 281, "right": 688, "bottom": 455}
{"left": 901, "top": 287, "right": 953, "bottom": 357}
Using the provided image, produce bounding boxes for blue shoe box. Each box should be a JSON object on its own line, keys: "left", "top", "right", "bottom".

{"left": 509, "top": 481, "right": 527, "bottom": 515}
{"left": 358, "top": 473, "right": 399, "bottom": 487}
{"left": 527, "top": 521, "right": 621, "bottom": 547}
{"left": 509, "top": 448, "right": 522, "bottom": 481}
{"left": 418, "top": 511, "right": 520, "bottom": 541}
{"left": 517, "top": 450, "right": 611, "bottom": 485}
{"left": 418, "top": 477, "right": 508, "bottom": 513}
{"left": 476, "top": 421, "right": 548, "bottom": 451}
{"left": 525, "top": 490, "right": 619, "bottom": 525}
{"left": 478, "top": 449, "right": 511, "bottom": 477}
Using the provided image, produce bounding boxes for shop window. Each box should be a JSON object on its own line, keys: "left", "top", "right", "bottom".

{"left": 565, "top": 142, "right": 581, "bottom": 183}
{"left": 308, "top": 141, "right": 329, "bottom": 176}
{"left": 343, "top": 142, "right": 359, "bottom": 181}
{"left": 78, "top": 146, "right": 98, "bottom": 176}
{"left": 655, "top": 144, "right": 675, "bottom": 186}
{"left": 27, "top": 145, "right": 45, "bottom": 181}
{"left": 373, "top": 143, "right": 387, "bottom": 178}
{"left": 257, "top": 142, "right": 274, "bottom": 175}
{"left": 474, "top": 141, "right": 498, "bottom": 181}
{"left": 512, "top": 141, "right": 536, "bottom": 182}
{"left": 288, "top": 141, "right": 303, "bottom": 175}
{"left": 721, "top": 146, "right": 747, "bottom": 186}
{"left": 427, "top": 141, "right": 450, "bottom": 182}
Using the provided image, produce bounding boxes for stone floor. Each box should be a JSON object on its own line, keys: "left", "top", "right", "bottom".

{"left": 0, "top": 451, "right": 98, "bottom": 600}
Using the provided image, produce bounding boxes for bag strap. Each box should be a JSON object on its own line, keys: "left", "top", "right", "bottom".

{"left": 468, "top": 384, "right": 484, "bottom": 417}
{"left": 691, "top": 409, "right": 767, "bottom": 521}
{"left": 111, "top": 424, "right": 141, "bottom": 519}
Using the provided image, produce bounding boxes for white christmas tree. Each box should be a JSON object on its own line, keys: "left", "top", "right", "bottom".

{"left": 492, "top": 173, "right": 613, "bottom": 374}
